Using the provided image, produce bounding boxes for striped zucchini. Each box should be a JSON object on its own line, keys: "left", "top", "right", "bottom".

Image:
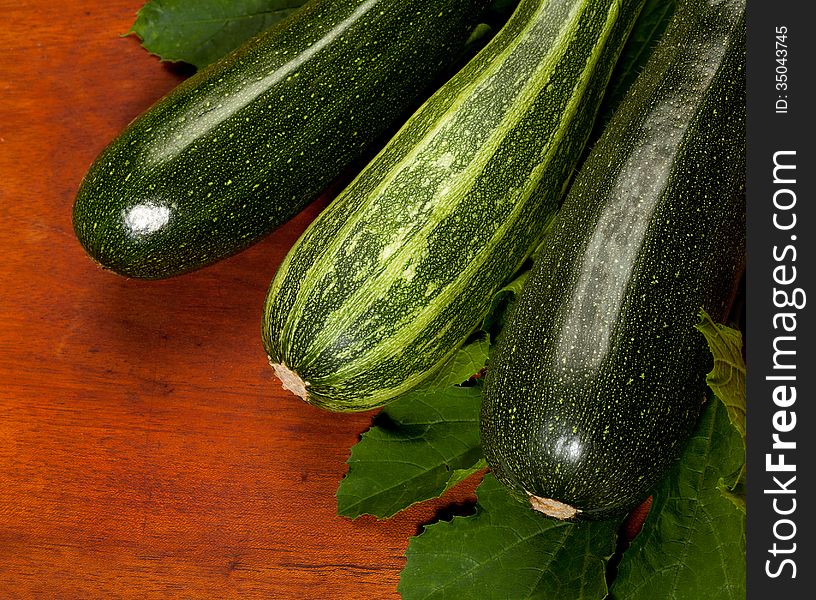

{"left": 262, "top": 0, "right": 646, "bottom": 411}
{"left": 480, "top": 0, "right": 746, "bottom": 520}
{"left": 72, "top": 0, "right": 489, "bottom": 279}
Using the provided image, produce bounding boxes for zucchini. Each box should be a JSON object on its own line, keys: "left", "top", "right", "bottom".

{"left": 262, "top": 0, "right": 646, "bottom": 411}
{"left": 480, "top": 0, "right": 746, "bottom": 520}
{"left": 72, "top": 0, "right": 489, "bottom": 279}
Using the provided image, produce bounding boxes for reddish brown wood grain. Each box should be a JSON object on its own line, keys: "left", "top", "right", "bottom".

{"left": 0, "top": 3, "right": 479, "bottom": 597}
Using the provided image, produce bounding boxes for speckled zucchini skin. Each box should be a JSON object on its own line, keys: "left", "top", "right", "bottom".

{"left": 72, "top": 0, "right": 489, "bottom": 279}
{"left": 480, "top": 0, "right": 746, "bottom": 520}
{"left": 262, "top": 0, "right": 646, "bottom": 411}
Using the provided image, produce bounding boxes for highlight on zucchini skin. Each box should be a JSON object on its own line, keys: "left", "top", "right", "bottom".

{"left": 480, "top": 0, "right": 746, "bottom": 521}
{"left": 262, "top": 0, "right": 647, "bottom": 412}
{"left": 72, "top": 0, "right": 490, "bottom": 279}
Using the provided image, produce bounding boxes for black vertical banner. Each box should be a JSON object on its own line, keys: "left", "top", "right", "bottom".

{"left": 746, "top": 0, "right": 816, "bottom": 597}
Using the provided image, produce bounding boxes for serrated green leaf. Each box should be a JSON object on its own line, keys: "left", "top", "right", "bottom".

{"left": 336, "top": 339, "right": 489, "bottom": 519}
{"left": 610, "top": 399, "right": 746, "bottom": 600}
{"left": 481, "top": 270, "right": 529, "bottom": 338}
{"left": 337, "top": 387, "right": 482, "bottom": 519}
{"left": 129, "top": 0, "right": 307, "bottom": 68}
{"left": 428, "top": 335, "right": 490, "bottom": 389}
{"left": 695, "top": 309, "right": 746, "bottom": 439}
{"left": 443, "top": 459, "right": 488, "bottom": 494}
{"left": 399, "top": 474, "right": 620, "bottom": 600}
{"left": 717, "top": 477, "right": 746, "bottom": 515}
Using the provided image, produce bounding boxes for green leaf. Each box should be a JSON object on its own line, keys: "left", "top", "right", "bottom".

{"left": 717, "top": 478, "right": 746, "bottom": 515}
{"left": 695, "top": 309, "right": 746, "bottom": 439}
{"left": 336, "top": 388, "right": 481, "bottom": 519}
{"left": 428, "top": 335, "right": 490, "bottom": 389}
{"left": 129, "top": 0, "right": 307, "bottom": 68}
{"left": 443, "top": 459, "right": 488, "bottom": 494}
{"left": 336, "top": 338, "right": 489, "bottom": 519}
{"left": 481, "top": 270, "right": 529, "bottom": 338}
{"left": 610, "top": 399, "right": 746, "bottom": 600}
{"left": 399, "top": 474, "right": 620, "bottom": 600}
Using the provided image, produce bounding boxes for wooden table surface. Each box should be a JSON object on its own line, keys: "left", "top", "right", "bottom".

{"left": 0, "top": 2, "right": 478, "bottom": 597}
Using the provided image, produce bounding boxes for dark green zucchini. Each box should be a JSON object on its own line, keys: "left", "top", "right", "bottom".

{"left": 262, "top": 0, "right": 646, "bottom": 411}
{"left": 72, "top": 0, "right": 489, "bottom": 279}
{"left": 480, "top": 0, "right": 746, "bottom": 520}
